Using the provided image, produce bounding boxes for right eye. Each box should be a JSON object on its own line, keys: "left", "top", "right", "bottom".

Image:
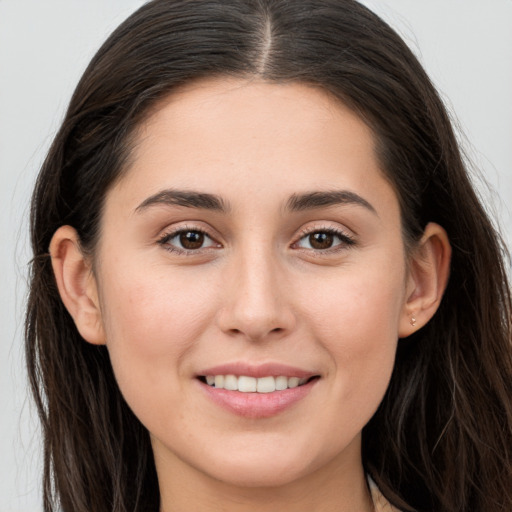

{"left": 158, "top": 229, "right": 220, "bottom": 253}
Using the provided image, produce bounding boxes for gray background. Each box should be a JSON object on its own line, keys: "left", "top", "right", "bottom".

{"left": 1, "top": 1, "right": 511, "bottom": 510}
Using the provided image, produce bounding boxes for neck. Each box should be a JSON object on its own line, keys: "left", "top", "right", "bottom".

{"left": 155, "top": 438, "right": 374, "bottom": 512}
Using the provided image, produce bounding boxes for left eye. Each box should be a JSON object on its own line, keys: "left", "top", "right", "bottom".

{"left": 295, "top": 230, "right": 353, "bottom": 250}
{"left": 160, "top": 230, "right": 218, "bottom": 251}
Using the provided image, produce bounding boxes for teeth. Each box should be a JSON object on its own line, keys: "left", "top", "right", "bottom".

{"left": 257, "top": 376, "right": 275, "bottom": 393}
{"left": 275, "top": 376, "right": 288, "bottom": 390}
{"left": 238, "top": 376, "right": 256, "bottom": 392}
{"left": 204, "top": 375, "right": 311, "bottom": 392}
{"left": 224, "top": 374, "right": 238, "bottom": 391}
{"left": 288, "top": 377, "right": 300, "bottom": 388}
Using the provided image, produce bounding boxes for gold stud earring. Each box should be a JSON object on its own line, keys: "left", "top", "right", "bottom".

{"left": 410, "top": 315, "right": 417, "bottom": 327}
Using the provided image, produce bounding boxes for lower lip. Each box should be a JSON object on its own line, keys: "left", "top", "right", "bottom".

{"left": 198, "top": 378, "right": 318, "bottom": 418}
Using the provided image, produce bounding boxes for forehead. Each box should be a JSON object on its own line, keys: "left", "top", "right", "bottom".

{"left": 110, "top": 78, "right": 398, "bottom": 218}
{"left": 134, "top": 78, "right": 373, "bottom": 161}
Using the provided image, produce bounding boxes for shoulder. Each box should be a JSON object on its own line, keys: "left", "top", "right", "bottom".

{"left": 368, "top": 477, "right": 404, "bottom": 512}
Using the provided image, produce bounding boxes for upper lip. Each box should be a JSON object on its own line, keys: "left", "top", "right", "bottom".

{"left": 197, "top": 362, "right": 319, "bottom": 379}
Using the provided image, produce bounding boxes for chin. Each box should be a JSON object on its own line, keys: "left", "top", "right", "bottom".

{"left": 206, "top": 458, "right": 312, "bottom": 489}
{"left": 194, "top": 439, "right": 342, "bottom": 490}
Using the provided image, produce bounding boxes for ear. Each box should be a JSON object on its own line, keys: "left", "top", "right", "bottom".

{"left": 49, "top": 225, "right": 106, "bottom": 345}
{"left": 399, "top": 222, "right": 452, "bottom": 337}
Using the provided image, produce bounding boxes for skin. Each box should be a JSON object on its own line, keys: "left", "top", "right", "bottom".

{"left": 50, "top": 79, "right": 451, "bottom": 512}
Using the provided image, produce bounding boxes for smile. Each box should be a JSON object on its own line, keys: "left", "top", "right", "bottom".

{"left": 201, "top": 375, "right": 313, "bottom": 393}
{"left": 197, "top": 372, "right": 320, "bottom": 418}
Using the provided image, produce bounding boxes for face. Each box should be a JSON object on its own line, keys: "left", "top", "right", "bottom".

{"left": 92, "top": 79, "right": 410, "bottom": 488}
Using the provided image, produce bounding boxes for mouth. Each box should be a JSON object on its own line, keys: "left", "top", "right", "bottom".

{"left": 196, "top": 365, "right": 320, "bottom": 418}
{"left": 197, "top": 374, "right": 319, "bottom": 393}
{"left": 196, "top": 363, "right": 320, "bottom": 417}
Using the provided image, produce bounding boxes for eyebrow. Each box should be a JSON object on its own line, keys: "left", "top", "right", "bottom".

{"left": 286, "top": 190, "right": 377, "bottom": 215}
{"left": 135, "top": 189, "right": 229, "bottom": 213}
{"left": 135, "top": 188, "right": 376, "bottom": 216}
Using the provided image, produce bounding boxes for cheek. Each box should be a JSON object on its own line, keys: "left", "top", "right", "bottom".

{"left": 97, "top": 267, "right": 217, "bottom": 416}
{"left": 300, "top": 258, "right": 405, "bottom": 401}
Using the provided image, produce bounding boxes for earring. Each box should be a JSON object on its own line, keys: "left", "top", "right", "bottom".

{"left": 410, "top": 315, "right": 417, "bottom": 327}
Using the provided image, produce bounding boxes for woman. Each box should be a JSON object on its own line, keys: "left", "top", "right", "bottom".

{"left": 25, "top": 1, "right": 512, "bottom": 511}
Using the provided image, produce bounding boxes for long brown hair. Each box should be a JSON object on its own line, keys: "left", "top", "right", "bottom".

{"left": 26, "top": 1, "right": 512, "bottom": 511}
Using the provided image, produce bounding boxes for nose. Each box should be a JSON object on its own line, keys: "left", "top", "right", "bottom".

{"left": 215, "top": 247, "right": 296, "bottom": 341}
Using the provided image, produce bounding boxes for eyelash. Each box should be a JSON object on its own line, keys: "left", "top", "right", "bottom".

{"left": 292, "top": 226, "right": 356, "bottom": 253}
{"left": 157, "top": 226, "right": 219, "bottom": 255}
{"left": 157, "top": 225, "right": 356, "bottom": 255}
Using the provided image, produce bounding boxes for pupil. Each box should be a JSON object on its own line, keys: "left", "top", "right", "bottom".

{"left": 310, "top": 232, "right": 333, "bottom": 249}
{"left": 180, "top": 231, "right": 204, "bottom": 249}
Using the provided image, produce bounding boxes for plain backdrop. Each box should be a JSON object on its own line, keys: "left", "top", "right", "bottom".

{"left": 1, "top": 1, "right": 511, "bottom": 510}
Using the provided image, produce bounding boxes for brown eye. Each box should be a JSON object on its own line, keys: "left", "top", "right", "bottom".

{"left": 180, "top": 231, "right": 204, "bottom": 249}
{"left": 159, "top": 229, "right": 218, "bottom": 252}
{"left": 309, "top": 232, "right": 334, "bottom": 249}
{"left": 295, "top": 229, "right": 355, "bottom": 251}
